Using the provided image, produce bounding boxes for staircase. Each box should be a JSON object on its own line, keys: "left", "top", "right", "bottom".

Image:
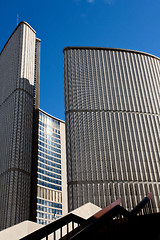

{"left": 20, "top": 193, "right": 160, "bottom": 240}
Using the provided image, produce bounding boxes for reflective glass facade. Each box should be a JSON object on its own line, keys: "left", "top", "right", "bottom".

{"left": 63, "top": 47, "right": 160, "bottom": 213}
{"left": 36, "top": 110, "right": 67, "bottom": 225}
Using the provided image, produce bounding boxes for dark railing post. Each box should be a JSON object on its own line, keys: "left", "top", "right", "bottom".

{"left": 60, "top": 226, "right": 62, "bottom": 238}
{"left": 67, "top": 223, "right": 69, "bottom": 234}
{"left": 54, "top": 231, "right": 56, "bottom": 240}
{"left": 72, "top": 221, "right": 74, "bottom": 230}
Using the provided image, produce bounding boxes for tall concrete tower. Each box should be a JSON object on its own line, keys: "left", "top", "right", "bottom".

{"left": 0, "top": 22, "right": 40, "bottom": 230}
{"left": 63, "top": 47, "right": 160, "bottom": 213}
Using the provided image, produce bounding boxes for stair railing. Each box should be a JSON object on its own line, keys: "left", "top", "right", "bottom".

{"left": 70, "top": 193, "right": 153, "bottom": 240}
{"left": 20, "top": 213, "right": 86, "bottom": 240}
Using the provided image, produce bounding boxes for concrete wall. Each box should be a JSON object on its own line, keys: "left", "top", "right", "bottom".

{"left": 0, "top": 221, "right": 42, "bottom": 240}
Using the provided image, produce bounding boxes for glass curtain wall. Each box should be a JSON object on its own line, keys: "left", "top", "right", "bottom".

{"left": 36, "top": 111, "right": 63, "bottom": 225}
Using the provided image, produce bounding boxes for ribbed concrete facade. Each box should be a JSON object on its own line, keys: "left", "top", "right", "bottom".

{"left": 0, "top": 22, "right": 40, "bottom": 230}
{"left": 63, "top": 47, "right": 160, "bottom": 212}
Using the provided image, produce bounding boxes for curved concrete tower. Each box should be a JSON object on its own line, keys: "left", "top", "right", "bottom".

{"left": 63, "top": 47, "right": 160, "bottom": 212}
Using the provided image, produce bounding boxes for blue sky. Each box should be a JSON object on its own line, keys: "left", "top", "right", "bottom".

{"left": 1, "top": 0, "right": 160, "bottom": 120}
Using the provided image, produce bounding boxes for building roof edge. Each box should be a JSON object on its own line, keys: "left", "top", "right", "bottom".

{"left": 39, "top": 109, "right": 65, "bottom": 124}
{"left": 20, "top": 21, "right": 36, "bottom": 33}
{"left": 63, "top": 46, "right": 160, "bottom": 61}
{"left": 0, "top": 21, "right": 37, "bottom": 56}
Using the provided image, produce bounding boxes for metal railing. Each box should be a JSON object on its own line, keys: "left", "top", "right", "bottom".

{"left": 130, "top": 192, "right": 153, "bottom": 216}
{"left": 71, "top": 193, "right": 154, "bottom": 240}
{"left": 20, "top": 213, "right": 86, "bottom": 240}
{"left": 70, "top": 205, "right": 130, "bottom": 240}
{"left": 20, "top": 193, "right": 154, "bottom": 240}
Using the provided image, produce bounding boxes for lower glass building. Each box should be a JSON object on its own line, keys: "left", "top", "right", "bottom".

{"left": 35, "top": 109, "right": 67, "bottom": 225}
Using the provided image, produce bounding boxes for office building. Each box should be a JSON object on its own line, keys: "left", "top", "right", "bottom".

{"left": 63, "top": 47, "right": 160, "bottom": 212}
{"left": 0, "top": 22, "right": 40, "bottom": 230}
{"left": 36, "top": 109, "right": 67, "bottom": 225}
{"left": 0, "top": 22, "right": 67, "bottom": 230}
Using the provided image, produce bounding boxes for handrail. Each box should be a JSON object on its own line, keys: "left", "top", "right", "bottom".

{"left": 90, "top": 198, "right": 121, "bottom": 220}
{"left": 20, "top": 193, "right": 153, "bottom": 240}
{"left": 62, "top": 198, "right": 122, "bottom": 239}
{"left": 130, "top": 192, "right": 153, "bottom": 216}
{"left": 70, "top": 193, "right": 153, "bottom": 240}
{"left": 70, "top": 205, "right": 130, "bottom": 240}
{"left": 20, "top": 213, "right": 86, "bottom": 240}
